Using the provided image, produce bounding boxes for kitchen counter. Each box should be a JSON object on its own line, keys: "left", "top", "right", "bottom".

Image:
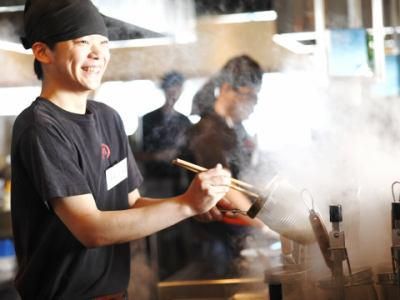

{"left": 158, "top": 262, "right": 268, "bottom": 300}
{"left": 158, "top": 276, "right": 267, "bottom": 300}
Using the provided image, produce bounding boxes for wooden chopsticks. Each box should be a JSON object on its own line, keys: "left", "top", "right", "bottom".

{"left": 172, "top": 158, "right": 260, "bottom": 199}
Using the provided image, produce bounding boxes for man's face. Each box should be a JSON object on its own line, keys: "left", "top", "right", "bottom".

{"left": 223, "top": 84, "right": 259, "bottom": 123}
{"left": 165, "top": 84, "right": 183, "bottom": 108}
{"left": 49, "top": 34, "right": 110, "bottom": 91}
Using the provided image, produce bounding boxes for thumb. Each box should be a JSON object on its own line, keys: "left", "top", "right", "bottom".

{"left": 216, "top": 198, "right": 236, "bottom": 210}
{"left": 215, "top": 163, "right": 223, "bottom": 170}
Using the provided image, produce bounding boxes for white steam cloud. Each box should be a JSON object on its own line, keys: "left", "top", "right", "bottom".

{"left": 242, "top": 69, "right": 400, "bottom": 279}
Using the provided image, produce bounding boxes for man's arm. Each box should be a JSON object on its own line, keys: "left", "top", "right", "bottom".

{"left": 49, "top": 165, "right": 230, "bottom": 248}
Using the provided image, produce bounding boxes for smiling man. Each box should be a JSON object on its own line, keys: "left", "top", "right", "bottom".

{"left": 10, "top": 0, "right": 231, "bottom": 299}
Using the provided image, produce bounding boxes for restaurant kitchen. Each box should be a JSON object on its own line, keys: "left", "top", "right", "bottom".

{"left": 1, "top": 0, "right": 400, "bottom": 299}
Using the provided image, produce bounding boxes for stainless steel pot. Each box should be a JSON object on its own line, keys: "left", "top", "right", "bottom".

{"left": 376, "top": 272, "right": 400, "bottom": 300}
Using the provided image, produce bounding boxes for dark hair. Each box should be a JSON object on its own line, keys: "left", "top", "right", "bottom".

{"left": 191, "top": 54, "right": 263, "bottom": 116}
{"left": 33, "top": 41, "right": 56, "bottom": 80}
{"left": 217, "top": 54, "right": 263, "bottom": 90}
{"left": 161, "top": 71, "right": 185, "bottom": 91}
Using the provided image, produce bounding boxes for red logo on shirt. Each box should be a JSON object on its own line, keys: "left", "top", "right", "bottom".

{"left": 101, "top": 143, "right": 111, "bottom": 160}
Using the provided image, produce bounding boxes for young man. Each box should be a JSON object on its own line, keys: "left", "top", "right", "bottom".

{"left": 188, "top": 55, "right": 264, "bottom": 214}
{"left": 137, "top": 71, "right": 191, "bottom": 197}
{"left": 11, "top": 0, "right": 231, "bottom": 299}
{"left": 184, "top": 55, "right": 270, "bottom": 277}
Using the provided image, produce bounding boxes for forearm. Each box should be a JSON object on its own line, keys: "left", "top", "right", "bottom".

{"left": 52, "top": 165, "right": 231, "bottom": 248}
{"left": 52, "top": 194, "right": 195, "bottom": 248}
{"left": 132, "top": 197, "right": 165, "bottom": 207}
{"left": 87, "top": 195, "right": 193, "bottom": 247}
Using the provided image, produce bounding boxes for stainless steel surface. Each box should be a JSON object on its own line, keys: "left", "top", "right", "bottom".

{"left": 308, "top": 210, "right": 332, "bottom": 271}
{"left": 377, "top": 272, "right": 400, "bottom": 300}
{"left": 317, "top": 267, "right": 378, "bottom": 300}
{"left": 391, "top": 182, "right": 400, "bottom": 284}
{"left": 158, "top": 277, "right": 266, "bottom": 300}
{"left": 265, "top": 264, "right": 310, "bottom": 300}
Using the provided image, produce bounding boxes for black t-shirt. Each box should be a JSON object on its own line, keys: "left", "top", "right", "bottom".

{"left": 182, "top": 112, "right": 255, "bottom": 277}
{"left": 11, "top": 98, "right": 143, "bottom": 299}
{"left": 185, "top": 112, "right": 255, "bottom": 178}
{"left": 141, "top": 107, "right": 191, "bottom": 177}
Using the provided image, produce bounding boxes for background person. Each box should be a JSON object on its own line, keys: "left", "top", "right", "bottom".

{"left": 182, "top": 54, "right": 274, "bottom": 277}
{"left": 135, "top": 71, "right": 191, "bottom": 197}
{"left": 131, "top": 71, "right": 192, "bottom": 281}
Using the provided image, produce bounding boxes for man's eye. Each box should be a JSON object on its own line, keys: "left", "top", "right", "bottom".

{"left": 76, "top": 40, "right": 89, "bottom": 45}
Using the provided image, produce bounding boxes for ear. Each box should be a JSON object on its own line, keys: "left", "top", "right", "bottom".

{"left": 31, "top": 42, "right": 53, "bottom": 64}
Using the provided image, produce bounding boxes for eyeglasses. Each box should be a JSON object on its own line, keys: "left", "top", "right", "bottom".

{"left": 232, "top": 86, "right": 258, "bottom": 102}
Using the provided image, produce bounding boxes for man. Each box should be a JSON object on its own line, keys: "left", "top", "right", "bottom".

{"left": 137, "top": 71, "right": 191, "bottom": 197}
{"left": 184, "top": 55, "right": 268, "bottom": 276}
{"left": 11, "top": 0, "right": 231, "bottom": 299}
{"left": 188, "top": 55, "right": 263, "bottom": 213}
{"left": 134, "top": 71, "right": 192, "bottom": 280}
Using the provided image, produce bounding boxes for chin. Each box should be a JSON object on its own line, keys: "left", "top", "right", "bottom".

{"left": 83, "top": 80, "right": 102, "bottom": 91}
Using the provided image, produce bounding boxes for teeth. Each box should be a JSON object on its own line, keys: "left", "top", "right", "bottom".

{"left": 82, "top": 66, "right": 101, "bottom": 72}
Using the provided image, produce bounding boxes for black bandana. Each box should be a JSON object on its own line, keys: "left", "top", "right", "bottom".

{"left": 21, "top": 0, "right": 108, "bottom": 49}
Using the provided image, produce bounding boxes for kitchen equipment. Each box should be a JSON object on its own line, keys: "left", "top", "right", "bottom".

{"left": 172, "top": 159, "right": 315, "bottom": 244}
{"left": 303, "top": 191, "right": 333, "bottom": 272}
{"left": 158, "top": 277, "right": 266, "bottom": 300}
{"left": 376, "top": 181, "right": 400, "bottom": 300}
{"left": 328, "top": 205, "right": 352, "bottom": 281}
{"left": 376, "top": 272, "right": 400, "bottom": 300}
{"left": 264, "top": 264, "right": 311, "bottom": 300}
{"left": 247, "top": 177, "right": 315, "bottom": 244}
{"left": 316, "top": 205, "right": 377, "bottom": 300}
{"left": 317, "top": 267, "right": 378, "bottom": 300}
{"left": 390, "top": 181, "right": 400, "bottom": 284}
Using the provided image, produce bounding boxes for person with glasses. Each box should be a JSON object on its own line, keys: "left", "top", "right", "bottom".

{"left": 182, "top": 55, "right": 273, "bottom": 278}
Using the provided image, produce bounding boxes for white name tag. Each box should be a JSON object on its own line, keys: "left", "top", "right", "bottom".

{"left": 106, "top": 158, "right": 128, "bottom": 190}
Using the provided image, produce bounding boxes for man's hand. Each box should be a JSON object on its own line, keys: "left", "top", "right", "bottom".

{"left": 183, "top": 164, "right": 231, "bottom": 216}
{"left": 194, "top": 198, "right": 235, "bottom": 222}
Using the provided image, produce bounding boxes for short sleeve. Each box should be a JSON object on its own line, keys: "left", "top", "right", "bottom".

{"left": 19, "top": 125, "right": 91, "bottom": 203}
{"left": 126, "top": 140, "right": 143, "bottom": 192}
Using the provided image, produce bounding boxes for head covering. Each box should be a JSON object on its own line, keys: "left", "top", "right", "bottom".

{"left": 21, "top": 0, "right": 108, "bottom": 49}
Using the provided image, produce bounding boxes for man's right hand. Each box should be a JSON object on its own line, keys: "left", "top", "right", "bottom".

{"left": 183, "top": 164, "right": 231, "bottom": 216}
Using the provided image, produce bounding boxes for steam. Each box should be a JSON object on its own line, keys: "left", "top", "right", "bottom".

{"left": 240, "top": 70, "right": 400, "bottom": 276}
{"left": 0, "top": 14, "right": 22, "bottom": 44}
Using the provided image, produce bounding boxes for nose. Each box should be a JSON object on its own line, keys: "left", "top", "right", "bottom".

{"left": 89, "top": 43, "right": 109, "bottom": 60}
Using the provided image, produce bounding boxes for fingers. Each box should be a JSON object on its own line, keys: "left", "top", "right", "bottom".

{"left": 194, "top": 207, "right": 224, "bottom": 222}
{"left": 222, "top": 210, "right": 241, "bottom": 218}
{"left": 216, "top": 198, "right": 236, "bottom": 210}
{"left": 209, "top": 206, "right": 224, "bottom": 220}
{"left": 186, "top": 163, "right": 232, "bottom": 216}
{"left": 198, "top": 164, "right": 231, "bottom": 189}
{"left": 194, "top": 211, "right": 213, "bottom": 222}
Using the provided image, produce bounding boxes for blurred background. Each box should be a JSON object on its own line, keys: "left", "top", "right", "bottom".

{"left": 1, "top": 0, "right": 400, "bottom": 299}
